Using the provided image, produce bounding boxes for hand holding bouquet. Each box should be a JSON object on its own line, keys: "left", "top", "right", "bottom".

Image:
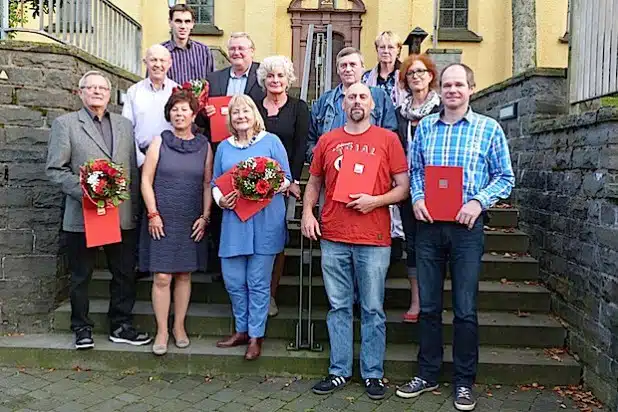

{"left": 176, "top": 79, "right": 210, "bottom": 112}
{"left": 232, "top": 157, "right": 286, "bottom": 201}
{"left": 80, "top": 159, "right": 130, "bottom": 213}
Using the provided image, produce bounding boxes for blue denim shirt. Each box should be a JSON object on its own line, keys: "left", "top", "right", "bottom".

{"left": 306, "top": 84, "right": 397, "bottom": 162}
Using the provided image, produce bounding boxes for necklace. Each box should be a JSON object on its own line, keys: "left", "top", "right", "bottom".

{"left": 233, "top": 133, "right": 258, "bottom": 149}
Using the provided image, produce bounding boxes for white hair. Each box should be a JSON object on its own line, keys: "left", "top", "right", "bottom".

{"left": 145, "top": 44, "right": 171, "bottom": 59}
{"left": 78, "top": 70, "right": 111, "bottom": 89}
{"left": 256, "top": 56, "right": 296, "bottom": 91}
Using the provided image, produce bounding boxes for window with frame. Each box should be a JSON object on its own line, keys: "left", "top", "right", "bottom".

{"left": 439, "top": 0, "right": 468, "bottom": 29}
{"left": 186, "top": 0, "right": 215, "bottom": 25}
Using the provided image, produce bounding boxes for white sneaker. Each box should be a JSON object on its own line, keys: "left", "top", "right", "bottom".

{"left": 268, "top": 296, "right": 279, "bottom": 317}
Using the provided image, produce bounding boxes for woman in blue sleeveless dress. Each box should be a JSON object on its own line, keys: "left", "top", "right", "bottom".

{"left": 139, "top": 89, "right": 213, "bottom": 355}
{"left": 212, "top": 95, "right": 291, "bottom": 361}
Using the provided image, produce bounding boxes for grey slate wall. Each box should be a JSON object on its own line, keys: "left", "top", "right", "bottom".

{"left": 472, "top": 69, "right": 618, "bottom": 411}
{"left": 0, "top": 41, "right": 139, "bottom": 333}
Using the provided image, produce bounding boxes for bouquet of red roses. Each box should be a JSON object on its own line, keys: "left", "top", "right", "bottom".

{"left": 233, "top": 156, "right": 286, "bottom": 201}
{"left": 175, "top": 79, "right": 210, "bottom": 112}
{"left": 80, "top": 159, "right": 130, "bottom": 211}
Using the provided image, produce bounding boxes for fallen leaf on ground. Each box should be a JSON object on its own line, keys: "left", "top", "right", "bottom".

{"left": 432, "top": 390, "right": 442, "bottom": 395}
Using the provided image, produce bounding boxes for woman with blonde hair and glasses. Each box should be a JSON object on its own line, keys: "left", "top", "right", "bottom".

{"left": 362, "top": 31, "right": 408, "bottom": 107}
{"left": 211, "top": 95, "right": 292, "bottom": 360}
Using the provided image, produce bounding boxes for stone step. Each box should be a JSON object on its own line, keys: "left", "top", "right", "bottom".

{"left": 90, "top": 273, "right": 550, "bottom": 312}
{"left": 290, "top": 202, "right": 520, "bottom": 228}
{"left": 282, "top": 249, "right": 539, "bottom": 280}
{"left": 0, "top": 334, "right": 581, "bottom": 385}
{"left": 54, "top": 300, "right": 565, "bottom": 348}
{"left": 285, "top": 226, "right": 530, "bottom": 253}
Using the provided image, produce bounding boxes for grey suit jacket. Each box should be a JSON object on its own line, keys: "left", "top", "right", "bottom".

{"left": 46, "top": 107, "right": 139, "bottom": 232}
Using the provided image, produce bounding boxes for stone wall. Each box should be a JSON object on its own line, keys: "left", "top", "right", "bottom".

{"left": 0, "top": 41, "right": 139, "bottom": 333}
{"left": 472, "top": 69, "right": 618, "bottom": 411}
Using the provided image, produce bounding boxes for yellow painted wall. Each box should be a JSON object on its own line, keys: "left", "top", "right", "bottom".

{"left": 536, "top": 0, "right": 569, "bottom": 68}
{"left": 9, "top": 0, "right": 570, "bottom": 89}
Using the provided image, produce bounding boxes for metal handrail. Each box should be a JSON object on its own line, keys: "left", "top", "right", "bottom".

{"left": 0, "top": 0, "right": 142, "bottom": 75}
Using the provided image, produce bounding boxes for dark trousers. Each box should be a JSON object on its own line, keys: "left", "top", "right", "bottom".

{"left": 65, "top": 230, "right": 138, "bottom": 332}
{"left": 399, "top": 199, "right": 417, "bottom": 268}
{"left": 416, "top": 220, "right": 484, "bottom": 387}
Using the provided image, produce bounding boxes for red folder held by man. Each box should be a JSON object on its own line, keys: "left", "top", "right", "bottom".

{"left": 425, "top": 165, "right": 463, "bottom": 221}
{"left": 215, "top": 169, "right": 271, "bottom": 222}
{"left": 82, "top": 198, "right": 122, "bottom": 248}
{"left": 209, "top": 96, "right": 232, "bottom": 143}
{"left": 333, "top": 150, "right": 381, "bottom": 203}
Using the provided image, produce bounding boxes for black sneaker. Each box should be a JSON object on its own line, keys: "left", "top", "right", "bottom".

{"left": 109, "top": 325, "right": 152, "bottom": 346}
{"left": 312, "top": 374, "right": 351, "bottom": 395}
{"left": 453, "top": 386, "right": 477, "bottom": 411}
{"left": 365, "top": 378, "right": 387, "bottom": 400}
{"left": 395, "top": 376, "right": 439, "bottom": 399}
{"left": 75, "top": 327, "right": 94, "bottom": 350}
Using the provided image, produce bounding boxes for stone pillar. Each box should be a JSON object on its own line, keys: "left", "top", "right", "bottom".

{"left": 512, "top": 0, "right": 537, "bottom": 74}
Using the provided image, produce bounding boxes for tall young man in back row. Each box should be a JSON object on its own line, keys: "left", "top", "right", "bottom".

{"left": 302, "top": 83, "right": 409, "bottom": 401}
{"left": 396, "top": 63, "right": 515, "bottom": 411}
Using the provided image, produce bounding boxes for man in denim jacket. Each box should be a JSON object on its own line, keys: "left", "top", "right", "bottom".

{"left": 306, "top": 47, "right": 397, "bottom": 162}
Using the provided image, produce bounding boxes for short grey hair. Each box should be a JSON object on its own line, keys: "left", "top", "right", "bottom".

{"left": 336, "top": 47, "right": 364, "bottom": 67}
{"left": 227, "top": 32, "right": 255, "bottom": 50}
{"left": 78, "top": 70, "right": 112, "bottom": 89}
{"left": 256, "top": 56, "right": 296, "bottom": 91}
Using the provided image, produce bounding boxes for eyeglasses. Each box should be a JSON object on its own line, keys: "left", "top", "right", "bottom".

{"left": 81, "top": 85, "right": 110, "bottom": 91}
{"left": 228, "top": 46, "right": 251, "bottom": 53}
{"left": 406, "top": 69, "right": 429, "bottom": 78}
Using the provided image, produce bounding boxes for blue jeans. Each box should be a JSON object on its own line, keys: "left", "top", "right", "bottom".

{"left": 321, "top": 239, "right": 391, "bottom": 379}
{"left": 221, "top": 254, "right": 276, "bottom": 338}
{"left": 416, "top": 220, "right": 484, "bottom": 387}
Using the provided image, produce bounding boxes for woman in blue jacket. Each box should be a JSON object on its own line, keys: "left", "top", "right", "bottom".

{"left": 211, "top": 94, "right": 291, "bottom": 360}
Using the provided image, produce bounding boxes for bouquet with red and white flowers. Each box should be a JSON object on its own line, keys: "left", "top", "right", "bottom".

{"left": 233, "top": 156, "right": 286, "bottom": 201}
{"left": 175, "top": 79, "right": 210, "bottom": 112}
{"left": 80, "top": 159, "right": 130, "bottom": 211}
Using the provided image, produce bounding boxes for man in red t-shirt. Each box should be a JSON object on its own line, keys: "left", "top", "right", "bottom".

{"left": 301, "top": 83, "right": 409, "bottom": 400}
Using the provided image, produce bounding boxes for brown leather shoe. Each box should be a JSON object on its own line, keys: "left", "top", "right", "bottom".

{"left": 244, "top": 338, "right": 263, "bottom": 360}
{"left": 216, "top": 332, "right": 249, "bottom": 348}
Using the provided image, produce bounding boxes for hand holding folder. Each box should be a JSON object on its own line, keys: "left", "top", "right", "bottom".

{"left": 333, "top": 150, "right": 380, "bottom": 204}
{"left": 424, "top": 165, "right": 463, "bottom": 222}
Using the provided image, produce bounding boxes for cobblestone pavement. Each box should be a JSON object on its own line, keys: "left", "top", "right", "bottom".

{"left": 0, "top": 367, "right": 605, "bottom": 412}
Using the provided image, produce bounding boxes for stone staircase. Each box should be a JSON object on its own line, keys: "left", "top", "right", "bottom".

{"left": 0, "top": 175, "right": 582, "bottom": 386}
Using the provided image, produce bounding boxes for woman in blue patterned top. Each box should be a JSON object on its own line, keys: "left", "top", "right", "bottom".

{"left": 211, "top": 95, "right": 291, "bottom": 360}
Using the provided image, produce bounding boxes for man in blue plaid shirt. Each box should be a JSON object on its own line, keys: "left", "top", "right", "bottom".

{"left": 395, "top": 63, "right": 515, "bottom": 411}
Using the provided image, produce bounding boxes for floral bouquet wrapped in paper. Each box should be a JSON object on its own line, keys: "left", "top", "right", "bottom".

{"left": 176, "top": 79, "right": 210, "bottom": 112}
{"left": 232, "top": 156, "right": 286, "bottom": 201}
{"left": 79, "top": 159, "right": 130, "bottom": 247}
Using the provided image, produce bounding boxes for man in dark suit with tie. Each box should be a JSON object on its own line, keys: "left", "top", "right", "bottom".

{"left": 46, "top": 71, "right": 152, "bottom": 350}
{"left": 198, "top": 32, "right": 265, "bottom": 272}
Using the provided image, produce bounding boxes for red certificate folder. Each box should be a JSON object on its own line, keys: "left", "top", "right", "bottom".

{"left": 82, "top": 197, "right": 122, "bottom": 248}
{"left": 209, "top": 96, "right": 232, "bottom": 143}
{"left": 425, "top": 165, "right": 463, "bottom": 221}
{"left": 215, "top": 170, "right": 271, "bottom": 222}
{"left": 332, "top": 151, "right": 380, "bottom": 203}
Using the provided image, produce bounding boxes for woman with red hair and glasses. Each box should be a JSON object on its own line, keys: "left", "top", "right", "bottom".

{"left": 396, "top": 53, "right": 441, "bottom": 323}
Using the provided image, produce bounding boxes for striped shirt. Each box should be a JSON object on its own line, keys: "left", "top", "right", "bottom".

{"left": 162, "top": 39, "right": 215, "bottom": 85}
{"left": 409, "top": 108, "right": 515, "bottom": 209}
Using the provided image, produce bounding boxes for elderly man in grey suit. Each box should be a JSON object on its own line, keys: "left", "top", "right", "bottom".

{"left": 46, "top": 70, "right": 152, "bottom": 350}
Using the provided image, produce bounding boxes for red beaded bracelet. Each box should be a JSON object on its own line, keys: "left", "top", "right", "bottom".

{"left": 147, "top": 211, "right": 160, "bottom": 220}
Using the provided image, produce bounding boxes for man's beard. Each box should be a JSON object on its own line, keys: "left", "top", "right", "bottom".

{"left": 349, "top": 108, "right": 366, "bottom": 122}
